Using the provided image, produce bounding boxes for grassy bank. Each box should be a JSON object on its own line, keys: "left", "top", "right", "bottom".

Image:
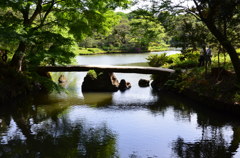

{"left": 78, "top": 46, "right": 170, "bottom": 55}
{"left": 149, "top": 50, "right": 240, "bottom": 114}
{"left": 148, "top": 46, "right": 169, "bottom": 52}
{"left": 77, "top": 48, "right": 107, "bottom": 55}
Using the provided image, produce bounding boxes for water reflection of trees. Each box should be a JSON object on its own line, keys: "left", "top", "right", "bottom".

{"left": 1, "top": 90, "right": 240, "bottom": 157}
{"left": 150, "top": 92, "right": 240, "bottom": 158}
{"left": 172, "top": 127, "right": 240, "bottom": 158}
{"left": 83, "top": 92, "right": 113, "bottom": 107}
{"left": 149, "top": 91, "right": 194, "bottom": 121}
{"left": 172, "top": 136, "right": 230, "bottom": 158}
{"left": 0, "top": 121, "right": 117, "bottom": 157}
{"left": 0, "top": 97, "right": 118, "bottom": 158}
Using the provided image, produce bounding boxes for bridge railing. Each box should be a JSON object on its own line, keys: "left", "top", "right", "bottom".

{"left": 37, "top": 65, "right": 175, "bottom": 75}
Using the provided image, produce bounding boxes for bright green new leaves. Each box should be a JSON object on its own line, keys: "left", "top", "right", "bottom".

{"left": 0, "top": 0, "right": 131, "bottom": 68}
{"left": 130, "top": 11, "right": 166, "bottom": 50}
{"left": 130, "top": 18, "right": 166, "bottom": 48}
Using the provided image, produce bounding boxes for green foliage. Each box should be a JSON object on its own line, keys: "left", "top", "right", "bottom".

{"left": 79, "top": 10, "right": 168, "bottom": 53}
{"left": 167, "top": 51, "right": 199, "bottom": 69}
{"left": 166, "top": 14, "right": 212, "bottom": 50}
{"left": 171, "top": 59, "right": 199, "bottom": 69}
{"left": 87, "top": 70, "right": 98, "bottom": 79}
{"left": 25, "top": 31, "right": 76, "bottom": 67}
{"left": 0, "top": 0, "right": 131, "bottom": 69}
{"left": 80, "top": 37, "right": 98, "bottom": 48}
{"left": 161, "top": 68, "right": 183, "bottom": 89}
{"left": 100, "top": 10, "right": 123, "bottom": 36}
{"left": 0, "top": 66, "right": 32, "bottom": 102}
{"left": 129, "top": 10, "right": 167, "bottom": 49}
{"left": 149, "top": 42, "right": 169, "bottom": 52}
{"left": 234, "top": 92, "right": 240, "bottom": 103}
{"left": 0, "top": 0, "right": 132, "bottom": 97}
{"left": 0, "top": 64, "right": 61, "bottom": 102}
{"left": 150, "top": 0, "right": 240, "bottom": 81}
{"left": 31, "top": 72, "right": 63, "bottom": 93}
{"left": 237, "top": 48, "right": 240, "bottom": 53}
{"left": 146, "top": 50, "right": 200, "bottom": 69}
{"left": 78, "top": 48, "right": 105, "bottom": 54}
{"left": 146, "top": 53, "right": 170, "bottom": 67}
{"left": 110, "top": 18, "right": 131, "bottom": 47}
{"left": 87, "top": 48, "right": 95, "bottom": 53}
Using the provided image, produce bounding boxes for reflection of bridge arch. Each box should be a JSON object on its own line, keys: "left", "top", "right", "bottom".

{"left": 38, "top": 65, "right": 175, "bottom": 75}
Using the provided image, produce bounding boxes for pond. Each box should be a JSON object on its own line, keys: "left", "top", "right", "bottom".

{"left": 0, "top": 51, "right": 240, "bottom": 158}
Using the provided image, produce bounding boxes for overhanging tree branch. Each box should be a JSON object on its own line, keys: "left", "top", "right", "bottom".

{"left": 41, "top": 0, "right": 55, "bottom": 26}
{"left": 29, "top": 0, "right": 43, "bottom": 25}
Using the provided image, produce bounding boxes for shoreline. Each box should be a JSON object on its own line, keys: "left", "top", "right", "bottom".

{"left": 180, "top": 88, "right": 240, "bottom": 115}
{"left": 78, "top": 48, "right": 171, "bottom": 55}
{"left": 158, "top": 85, "right": 240, "bottom": 116}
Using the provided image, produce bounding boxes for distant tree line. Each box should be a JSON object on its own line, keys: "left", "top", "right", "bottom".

{"left": 78, "top": 11, "right": 168, "bottom": 53}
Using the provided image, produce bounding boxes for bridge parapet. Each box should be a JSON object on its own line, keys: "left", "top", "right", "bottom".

{"left": 37, "top": 65, "right": 175, "bottom": 75}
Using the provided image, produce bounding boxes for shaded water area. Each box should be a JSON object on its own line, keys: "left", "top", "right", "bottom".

{"left": 1, "top": 51, "right": 240, "bottom": 158}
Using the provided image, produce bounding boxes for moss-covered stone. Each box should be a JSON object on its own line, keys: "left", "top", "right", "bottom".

{"left": 82, "top": 70, "right": 119, "bottom": 92}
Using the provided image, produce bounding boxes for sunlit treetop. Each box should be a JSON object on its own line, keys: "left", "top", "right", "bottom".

{"left": 0, "top": 0, "right": 132, "bottom": 67}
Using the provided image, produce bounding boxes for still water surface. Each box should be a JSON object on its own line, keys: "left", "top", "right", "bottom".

{"left": 1, "top": 51, "right": 240, "bottom": 158}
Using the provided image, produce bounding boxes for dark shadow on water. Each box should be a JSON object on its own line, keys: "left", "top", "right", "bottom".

{"left": 0, "top": 120, "right": 118, "bottom": 158}
{"left": 0, "top": 95, "right": 118, "bottom": 158}
{"left": 171, "top": 128, "right": 240, "bottom": 158}
{"left": 149, "top": 91, "right": 240, "bottom": 158}
{"left": 1, "top": 91, "right": 240, "bottom": 157}
{"left": 149, "top": 90, "right": 240, "bottom": 124}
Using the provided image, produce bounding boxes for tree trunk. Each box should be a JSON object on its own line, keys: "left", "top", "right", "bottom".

{"left": 228, "top": 127, "right": 240, "bottom": 154}
{"left": 10, "top": 41, "right": 26, "bottom": 71}
{"left": 204, "top": 20, "right": 240, "bottom": 82}
{"left": 10, "top": 0, "right": 43, "bottom": 71}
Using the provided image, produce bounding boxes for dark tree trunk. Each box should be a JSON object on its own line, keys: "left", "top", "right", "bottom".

{"left": 228, "top": 127, "right": 240, "bottom": 154}
{"left": 10, "top": 41, "right": 26, "bottom": 71}
{"left": 204, "top": 20, "right": 240, "bottom": 82}
{"left": 10, "top": 0, "right": 44, "bottom": 71}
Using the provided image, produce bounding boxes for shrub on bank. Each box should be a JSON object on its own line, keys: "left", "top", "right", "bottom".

{"left": 0, "top": 64, "right": 60, "bottom": 103}
{"left": 146, "top": 53, "right": 170, "bottom": 67}
{"left": 147, "top": 49, "right": 240, "bottom": 105}
{"left": 146, "top": 51, "right": 199, "bottom": 69}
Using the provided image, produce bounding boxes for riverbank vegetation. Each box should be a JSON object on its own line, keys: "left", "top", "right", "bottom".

{"left": 140, "top": 0, "right": 240, "bottom": 109}
{"left": 147, "top": 51, "right": 240, "bottom": 105}
{"left": 78, "top": 45, "right": 169, "bottom": 55}
{"left": 0, "top": 63, "right": 61, "bottom": 102}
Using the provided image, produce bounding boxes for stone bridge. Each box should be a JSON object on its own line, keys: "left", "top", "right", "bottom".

{"left": 37, "top": 65, "right": 175, "bottom": 75}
